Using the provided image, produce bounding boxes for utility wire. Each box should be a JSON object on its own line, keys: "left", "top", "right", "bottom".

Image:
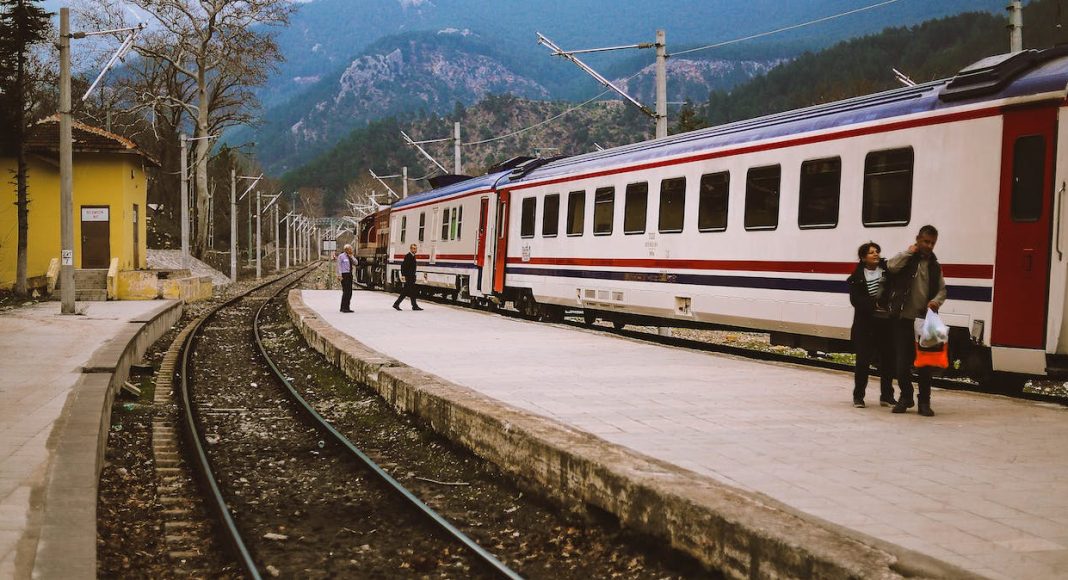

{"left": 673, "top": 0, "right": 906, "bottom": 57}
{"left": 462, "top": 0, "right": 906, "bottom": 147}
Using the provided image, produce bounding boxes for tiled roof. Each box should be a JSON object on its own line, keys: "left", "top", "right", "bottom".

{"left": 26, "top": 116, "right": 158, "bottom": 166}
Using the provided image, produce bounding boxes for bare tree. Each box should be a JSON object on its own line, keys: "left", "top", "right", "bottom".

{"left": 84, "top": 0, "right": 291, "bottom": 256}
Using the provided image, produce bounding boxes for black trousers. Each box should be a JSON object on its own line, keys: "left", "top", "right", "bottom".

{"left": 894, "top": 317, "right": 932, "bottom": 405}
{"left": 853, "top": 317, "right": 895, "bottom": 402}
{"left": 340, "top": 272, "right": 353, "bottom": 311}
{"left": 394, "top": 276, "right": 418, "bottom": 308}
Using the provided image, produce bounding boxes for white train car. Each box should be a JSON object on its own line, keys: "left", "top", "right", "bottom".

{"left": 386, "top": 171, "right": 510, "bottom": 302}
{"left": 491, "top": 48, "right": 1068, "bottom": 382}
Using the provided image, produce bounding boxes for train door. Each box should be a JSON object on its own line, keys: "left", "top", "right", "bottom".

{"left": 475, "top": 197, "right": 489, "bottom": 293}
{"left": 493, "top": 190, "right": 511, "bottom": 293}
{"left": 991, "top": 106, "right": 1057, "bottom": 353}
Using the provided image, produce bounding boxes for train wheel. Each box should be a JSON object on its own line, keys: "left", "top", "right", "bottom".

{"left": 612, "top": 321, "right": 625, "bottom": 330}
{"left": 583, "top": 311, "right": 597, "bottom": 325}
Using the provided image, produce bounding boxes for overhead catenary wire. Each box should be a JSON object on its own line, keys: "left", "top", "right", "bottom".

{"left": 459, "top": 0, "right": 907, "bottom": 149}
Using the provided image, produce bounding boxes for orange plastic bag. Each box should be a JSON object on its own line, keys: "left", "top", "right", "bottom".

{"left": 914, "top": 341, "right": 948, "bottom": 368}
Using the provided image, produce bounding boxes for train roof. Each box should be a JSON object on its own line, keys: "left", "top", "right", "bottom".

{"left": 390, "top": 169, "right": 512, "bottom": 210}
{"left": 513, "top": 47, "right": 1068, "bottom": 185}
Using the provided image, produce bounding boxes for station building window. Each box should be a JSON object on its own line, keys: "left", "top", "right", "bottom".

{"left": 698, "top": 171, "right": 729, "bottom": 231}
{"left": 745, "top": 165, "right": 780, "bottom": 230}
{"left": 543, "top": 194, "right": 560, "bottom": 237}
{"left": 1012, "top": 135, "right": 1045, "bottom": 222}
{"left": 863, "top": 147, "right": 913, "bottom": 226}
{"left": 567, "top": 190, "right": 585, "bottom": 236}
{"left": 418, "top": 212, "right": 426, "bottom": 242}
{"left": 798, "top": 157, "right": 841, "bottom": 229}
{"left": 659, "top": 177, "right": 686, "bottom": 233}
{"left": 594, "top": 186, "right": 615, "bottom": 235}
{"left": 624, "top": 182, "right": 648, "bottom": 235}
{"left": 400, "top": 215, "right": 407, "bottom": 243}
{"left": 521, "top": 197, "right": 537, "bottom": 238}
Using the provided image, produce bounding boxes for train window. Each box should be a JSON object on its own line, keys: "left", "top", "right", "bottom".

{"left": 594, "top": 186, "right": 615, "bottom": 235}
{"left": 457, "top": 205, "right": 463, "bottom": 239}
{"left": 400, "top": 215, "right": 407, "bottom": 243}
{"left": 624, "top": 182, "right": 648, "bottom": 235}
{"left": 449, "top": 207, "right": 459, "bottom": 240}
{"left": 862, "top": 147, "right": 913, "bottom": 226}
{"left": 798, "top": 157, "right": 841, "bottom": 229}
{"left": 418, "top": 212, "right": 426, "bottom": 242}
{"left": 1012, "top": 135, "right": 1045, "bottom": 222}
{"left": 567, "top": 190, "right": 585, "bottom": 236}
{"left": 543, "top": 194, "right": 560, "bottom": 237}
{"left": 698, "top": 172, "right": 729, "bottom": 231}
{"left": 744, "top": 165, "right": 780, "bottom": 230}
{"left": 521, "top": 197, "right": 537, "bottom": 238}
{"left": 659, "top": 177, "right": 686, "bottom": 233}
{"left": 441, "top": 207, "right": 450, "bottom": 240}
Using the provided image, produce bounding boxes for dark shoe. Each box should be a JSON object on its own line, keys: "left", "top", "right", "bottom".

{"left": 892, "top": 401, "right": 910, "bottom": 414}
{"left": 918, "top": 404, "right": 935, "bottom": 417}
{"left": 341, "top": 309, "right": 354, "bottom": 313}
{"left": 853, "top": 399, "right": 865, "bottom": 408}
{"left": 412, "top": 306, "right": 424, "bottom": 311}
{"left": 879, "top": 398, "right": 897, "bottom": 407}
{"left": 393, "top": 304, "right": 402, "bottom": 311}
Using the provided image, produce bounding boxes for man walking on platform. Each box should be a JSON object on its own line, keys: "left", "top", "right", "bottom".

{"left": 886, "top": 225, "right": 946, "bottom": 417}
{"left": 393, "top": 243, "right": 423, "bottom": 311}
{"left": 337, "top": 244, "right": 355, "bottom": 313}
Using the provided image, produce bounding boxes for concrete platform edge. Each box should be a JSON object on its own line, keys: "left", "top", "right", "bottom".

{"left": 30, "top": 300, "right": 184, "bottom": 580}
{"left": 289, "top": 291, "right": 988, "bottom": 579}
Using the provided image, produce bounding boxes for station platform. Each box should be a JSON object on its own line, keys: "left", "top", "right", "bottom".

{"left": 294, "top": 288, "right": 1068, "bottom": 580}
{"left": 0, "top": 299, "right": 181, "bottom": 579}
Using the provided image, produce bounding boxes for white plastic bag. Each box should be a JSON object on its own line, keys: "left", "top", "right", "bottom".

{"left": 915, "top": 308, "right": 949, "bottom": 348}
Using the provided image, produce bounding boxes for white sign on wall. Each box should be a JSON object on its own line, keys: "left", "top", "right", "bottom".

{"left": 322, "top": 240, "right": 337, "bottom": 251}
{"left": 81, "top": 207, "right": 109, "bottom": 222}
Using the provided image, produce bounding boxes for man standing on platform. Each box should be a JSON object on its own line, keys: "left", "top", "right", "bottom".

{"left": 393, "top": 243, "right": 423, "bottom": 311}
{"left": 337, "top": 244, "right": 355, "bottom": 313}
{"left": 886, "top": 225, "right": 946, "bottom": 417}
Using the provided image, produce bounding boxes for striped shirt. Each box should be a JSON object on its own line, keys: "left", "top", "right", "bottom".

{"left": 864, "top": 266, "right": 883, "bottom": 297}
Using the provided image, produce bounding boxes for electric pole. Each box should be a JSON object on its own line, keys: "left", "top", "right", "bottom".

{"left": 256, "top": 191, "right": 262, "bottom": 279}
{"left": 274, "top": 204, "right": 280, "bottom": 272}
{"left": 655, "top": 29, "right": 668, "bottom": 139}
{"left": 59, "top": 8, "right": 74, "bottom": 313}
{"left": 454, "top": 122, "right": 462, "bottom": 174}
{"left": 180, "top": 134, "right": 189, "bottom": 268}
{"left": 1008, "top": 1, "right": 1023, "bottom": 53}
{"left": 230, "top": 169, "right": 237, "bottom": 282}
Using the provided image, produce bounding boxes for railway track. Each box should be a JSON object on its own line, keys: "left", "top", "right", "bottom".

{"left": 172, "top": 266, "right": 521, "bottom": 578}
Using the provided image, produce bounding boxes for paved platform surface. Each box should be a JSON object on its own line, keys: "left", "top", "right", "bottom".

{"left": 303, "top": 289, "right": 1068, "bottom": 580}
{"left": 0, "top": 300, "right": 177, "bottom": 579}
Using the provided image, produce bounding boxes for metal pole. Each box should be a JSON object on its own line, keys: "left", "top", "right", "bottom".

{"left": 453, "top": 122, "right": 462, "bottom": 174}
{"left": 180, "top": 134, "right": 189, "bottom": 269}
{"left": 655, "top": 29, "right": 668, "bottom": 139}
{"left": 256, "top": 192, "right": 262, "bottom": 279}
{"left": 230, "top": 169, "right": 237, "bottom": 282}
{"left": 285, "top": 216, "right": 290, "bottom": 270}
{"left": 246, "top": 196, "right": 252, "bottom": 265}
{"left": 1008, "top": 1, "right": 1023, "bottom": 53}
{"left": 402, "top": 166, "right": 408, "bottom": 199}
{"left": 59, "top": 9, "right": 75, "bottom": 313}
{"left": 274, "top": 204, "right": 280, "bottom": 271}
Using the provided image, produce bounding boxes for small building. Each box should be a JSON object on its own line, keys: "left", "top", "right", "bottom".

{"left": 0, "top": 117, "right": 156, "bottom": 291}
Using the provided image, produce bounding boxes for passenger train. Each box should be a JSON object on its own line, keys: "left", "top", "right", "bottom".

{"left": 356, "top": 46, "right": 1068, "bottom": 385}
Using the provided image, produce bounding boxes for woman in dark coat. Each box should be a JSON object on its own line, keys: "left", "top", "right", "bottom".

{"left": 846, "top": 242, "right": 896, "bottom": 408}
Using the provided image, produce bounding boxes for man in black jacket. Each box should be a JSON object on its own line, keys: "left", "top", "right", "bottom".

{"left": 393, "top": 243, "right": 423, "bottom": 311}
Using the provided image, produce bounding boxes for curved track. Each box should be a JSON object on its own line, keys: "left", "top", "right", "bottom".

{"left": 175, "top": 266, "right": 521, "bottom": 579}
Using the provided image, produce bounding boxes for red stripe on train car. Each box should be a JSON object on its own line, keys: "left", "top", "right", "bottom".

{"left": 505, "top": 257, "right": 993, "bottom": 279}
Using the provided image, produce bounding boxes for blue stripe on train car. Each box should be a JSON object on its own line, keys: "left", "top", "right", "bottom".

{"left": 505, "top": 266, "right": 992, "bottom": 302}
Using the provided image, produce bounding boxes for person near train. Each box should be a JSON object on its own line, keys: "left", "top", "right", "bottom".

{"left": 846, "top": 241, "right": 897, "bottom": 409}
{"left": 336, "top": 244, "right": 355, "bottom": 313}
{"left": 393, "top": 243, "right": 423, "bottom": 311}
{"left": 885, "top": 225, "right": 947, "bottom": 417}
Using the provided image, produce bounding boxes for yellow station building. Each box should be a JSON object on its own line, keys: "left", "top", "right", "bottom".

{"left": 0, "top": 117, "right": 155, "bottom": 291}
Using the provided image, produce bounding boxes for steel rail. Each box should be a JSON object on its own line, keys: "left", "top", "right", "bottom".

{"left": 176, "top": 263, "right": 320, "bottom": 579}
{"left": 252, "top": 278, "right": 523, "bottom": 579}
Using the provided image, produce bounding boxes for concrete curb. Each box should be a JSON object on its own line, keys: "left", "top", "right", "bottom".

{"left": 31, "top": 300, "right": 184, "bottom": 580}
{"left": 288, "top": 291, "right": 985, "bottom": 579}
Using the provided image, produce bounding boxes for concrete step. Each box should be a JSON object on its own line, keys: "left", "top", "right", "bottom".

{"left": 75, "top": 289, "right": 107, "bottom": 301}
{"left": 74, "top": 269, "right": 108, "bottom": 289}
